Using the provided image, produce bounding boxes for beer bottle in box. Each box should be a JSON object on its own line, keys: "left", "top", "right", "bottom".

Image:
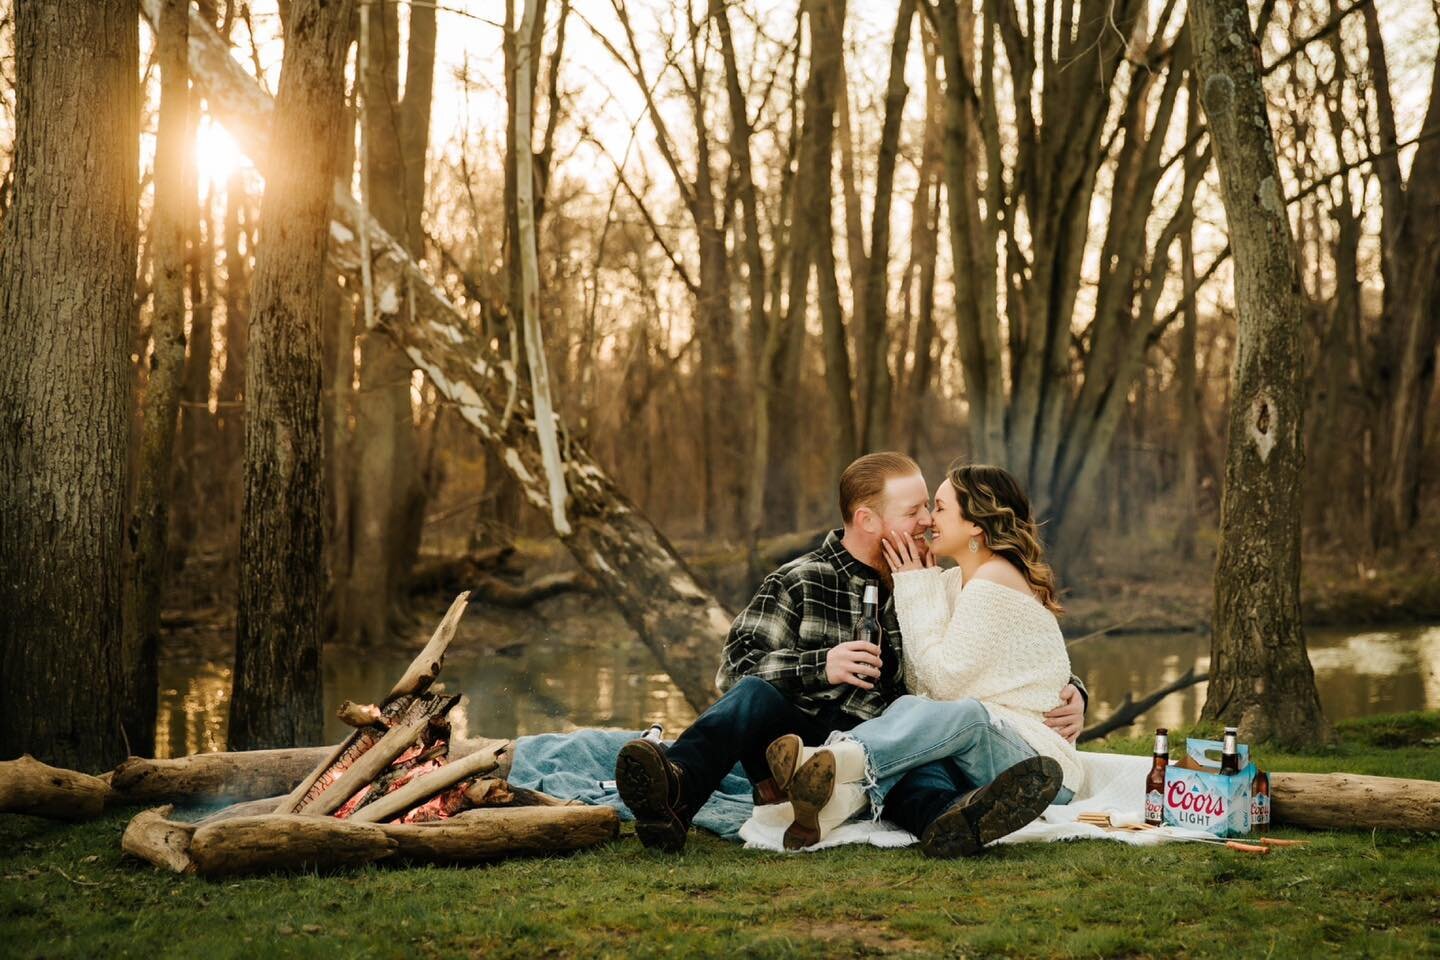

{"left": 1220, "top": 727, "right": 1240, "bottom": 775}
{"left": 1251, "top": 769, "right": 1271, "bottom": 827}
{"left": 1145, "top": 728, "right": 1169, "bottom": 826}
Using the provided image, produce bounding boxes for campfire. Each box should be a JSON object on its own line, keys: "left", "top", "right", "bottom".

{"left": 112, "top": 593, "right": 619, "bottom": 876}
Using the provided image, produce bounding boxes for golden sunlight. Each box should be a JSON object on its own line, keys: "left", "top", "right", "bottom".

{"left": 192, "top": 115, "right": 250, "bottom": 192}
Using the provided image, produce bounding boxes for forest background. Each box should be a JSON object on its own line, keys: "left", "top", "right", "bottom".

{"left": 0, "top": 0, "right": 1437, "bottom": 769}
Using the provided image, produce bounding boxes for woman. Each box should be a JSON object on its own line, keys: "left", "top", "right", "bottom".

{"left": 768, "top": 462, "right": 1083, "bottom": 853}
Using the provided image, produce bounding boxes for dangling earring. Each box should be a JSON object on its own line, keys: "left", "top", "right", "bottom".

{"left": 968, "top": 537, "right": 980, "bottom": 554}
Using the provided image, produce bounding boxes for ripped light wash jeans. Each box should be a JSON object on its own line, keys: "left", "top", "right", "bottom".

{"left": 829, "top": 695, "right": 1075, "bottom": 816}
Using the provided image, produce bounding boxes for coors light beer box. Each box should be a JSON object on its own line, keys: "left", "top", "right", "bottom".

{"left": 1162, "top": 738, "right": 1255, "bottom": 838}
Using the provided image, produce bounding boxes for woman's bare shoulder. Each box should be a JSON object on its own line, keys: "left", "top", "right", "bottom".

{"left": 969, "top": 559, "right": 1034, "bottom": 596}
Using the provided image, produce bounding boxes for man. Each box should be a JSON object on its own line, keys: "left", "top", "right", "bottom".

{"left": 615, "top": 452, "right": 1085, "bottom": 854}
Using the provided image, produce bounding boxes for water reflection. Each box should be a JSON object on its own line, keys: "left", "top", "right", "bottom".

{"left": 154, "top": 604, "right": 1438, "bottom": 757}
{"left": 1068, "top": 624, "right": 1440, "bottom": 734}
{"left": 155, "top": 600, "right": 696, "bottom": 758}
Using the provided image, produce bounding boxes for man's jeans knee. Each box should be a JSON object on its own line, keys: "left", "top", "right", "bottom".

{"left": 663, "top": 676, "right": 851, "bottom": 812}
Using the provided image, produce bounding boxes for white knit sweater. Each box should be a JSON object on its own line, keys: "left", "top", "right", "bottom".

{"left": 893, "top": 567, "right": 1085, "bottom": 794}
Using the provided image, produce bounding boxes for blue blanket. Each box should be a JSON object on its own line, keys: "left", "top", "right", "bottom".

{"left": 508, "top": 729, "right": 755, "bottom": 840}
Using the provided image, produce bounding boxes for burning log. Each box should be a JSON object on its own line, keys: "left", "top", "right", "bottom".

{"left": 384, "top": 806, "right": 619, "bottom": 863}
{"left": 1271, "top": 771, "right": 1440, "bottom": 831}
{"left": 463, "top": 778, "right": 571, "bottom": 808}
{"left": 346, "top": 741, "right": 508, "bottom": 824}
{"left": 121, "top": 805, "right": 195, "bottom": 873}
{"left": 110, "top": 746, "right": 332, "bottom": 804}
{"left": 188, "top": 814, "right": 399, "bottom": 877}
{"left": 278, "top": 692, "right": 455, "bottom": 814}
{"left": 300, "top": 706, "right": 454, "bottom": 817}
{"left": 336, "top": 701, "right": 386, "bottom": 729}
{"left": 0, "top": 755, "right": 112, "bottom": 820}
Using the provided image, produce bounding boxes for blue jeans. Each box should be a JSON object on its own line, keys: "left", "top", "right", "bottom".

{"left": 666, "top": 676, "right": 863, "bottom": 813}
{"left": 833, "top": 695, "right": 1074, "bottom": 821}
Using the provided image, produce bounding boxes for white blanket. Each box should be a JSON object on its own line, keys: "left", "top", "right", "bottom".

{"left": 741, "top": 752, "right": 1214, "bottom": 851}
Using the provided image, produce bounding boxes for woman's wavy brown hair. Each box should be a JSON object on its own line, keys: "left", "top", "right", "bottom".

{"left": 947, "top": 461, "right": 1062, "bottom": 613}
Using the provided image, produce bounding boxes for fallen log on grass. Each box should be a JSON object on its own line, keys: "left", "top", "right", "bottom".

{"left": 0, "top": 755, "right": 112, "bottom": 820}
{"left": 1271, "top": 771, "right": 1440, "bottom": 831}
{"left": 121, "top": 805, "right": 196, "bottom": 873}
{"left": 384, "top": 806, "right": 618, "bottom": 862}
{"left": 109, "top": 746, "right": 332, "bottom": 805}
{"left": 189, "top": 814, "right": 399, "bottom": 877}
{"left": 176, "top": 805, "right": 619, "bottom": 876}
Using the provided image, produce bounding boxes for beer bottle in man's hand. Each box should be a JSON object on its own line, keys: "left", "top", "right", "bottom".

{"left": 854, "top": 584, "right": 881, "bottom": 646}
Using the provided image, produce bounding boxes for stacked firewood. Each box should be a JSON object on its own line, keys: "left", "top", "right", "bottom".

{"left": 0, "top": 593, "right": 617, "bottom": 877}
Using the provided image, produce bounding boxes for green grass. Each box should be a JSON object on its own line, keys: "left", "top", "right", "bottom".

{"left": 4, "top": 714, "right": 1438, "bottom": 959}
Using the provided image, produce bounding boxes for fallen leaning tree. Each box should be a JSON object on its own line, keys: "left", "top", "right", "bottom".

{"left": 136, "top": 0, "right": 728, "bottom": 714}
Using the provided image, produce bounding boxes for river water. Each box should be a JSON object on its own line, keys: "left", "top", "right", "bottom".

{"left": 155, "top": 595, "right": 1440, "bottom": 758}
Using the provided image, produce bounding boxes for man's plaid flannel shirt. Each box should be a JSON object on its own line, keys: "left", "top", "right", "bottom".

{"left": 715, "top": 529, "right": 903, "bottom": 721}
{"left": 714, "top": 529, "right": 1090, "bottom": 724}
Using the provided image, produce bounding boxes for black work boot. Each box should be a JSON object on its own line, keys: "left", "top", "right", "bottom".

{"left": 615, "top": 738, "right": 693, "bottom": 853}
{"left": 919, "top": 756, "right": 1062, "bottom": 859}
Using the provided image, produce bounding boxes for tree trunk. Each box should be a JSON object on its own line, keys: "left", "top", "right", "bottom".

{"left": 230, "top": 0, "right": 355, "bottom": 750}
{"left": 1190, "top": 0, "right": 1328, "bottom": 746}
{"left": 343, "top": 0, "right": 434, "bottom": 644}
{"left": 1361, "top": 2, "right": 1440, "bottom": 548}
{"left": 0, "top": 0, "right": 139, "bottom": 772}
{"left": 514, "top": 0, "right": 571, "bottom": 537}
{"left": 123, "top": 0, "right": 190, "bottom": 760}
{"left": 858, "top": 0, "right": 914, "bottom": 452}
{"left": 1174, "top": 76, "right": 1201, "bottom": 559}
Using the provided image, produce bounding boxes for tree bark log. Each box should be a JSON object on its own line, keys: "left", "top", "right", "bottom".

{"left": 121, "top": 805, "right": 196, "bottom": 873}
{"left": 189, "top": 814, "right": 399, "bottom": 877}
{"left": 0, "top": 755, "right": 112, "bottom": 820}
{"left": 1271, "top": 771, "right": 1440, "bottom": 831}
{"left": 185, "top": 805, "right": 618, "bottom": 875}
{"left": 109, "top": 747, "right": 331, "bottom": 804}
{"left": 384, "top": 805, "right": 618, "bottom": 862}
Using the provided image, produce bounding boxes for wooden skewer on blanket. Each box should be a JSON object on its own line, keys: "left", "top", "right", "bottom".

{"left": 1074, "top": 812, "right": 1305, "bottom": 854}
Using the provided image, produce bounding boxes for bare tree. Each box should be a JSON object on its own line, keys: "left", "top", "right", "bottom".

{"left": 1360, "top": 2, "right": 1440, "bottom": 547}
{"left": 341, "top": 0, "right": 438, "bottom": 644}
{"left": 1189, "top": 0, "right": 1328, "bottom": 745}
{"left": 123, "top": 0, "right": 191, "bottom": 757}
{"left": 0, "top": 0, "right": 139, "bottom": 770}
{"left": 230, "top": 0, "right": 355, "bottom": 750}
